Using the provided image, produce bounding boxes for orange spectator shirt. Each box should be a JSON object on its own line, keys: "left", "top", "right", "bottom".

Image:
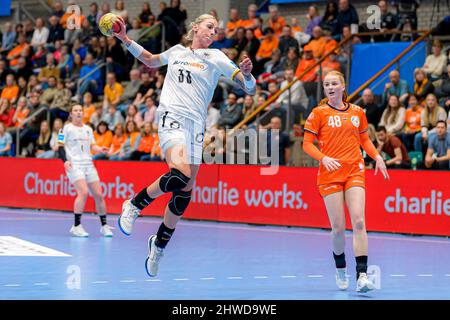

{"left": 304, "top": 103, "right": 369, "bottom": 184}
{"left": 241, "top": 19, "right": 257, "bottom": 30}
{"left": 14, "top": 108, "right": 30, "bottom": 128}
{"left": 256, "top": 37, "right": 279, "bottom": 59}
{"left": 110, "top": 134, "right": 127, "bottom": 153}
{"left": 308, "top": 37, "right": 328, "bottom": 59}
{"left": 404, "top": 107, "right": 423, "bottom": 133}
{"left": 226, "top": 19, "right": 242, "bottom": 38}
{"left": 295, "top": 58, "right": 318, "bottom": 82}
{"left": 137, "top": 134, "right": 156, "bottom": 153}
{"left": 128, "top": 132, "right": 140, "bottom": 148}
{"left": 7, "top": 44, "right": 29, "bottom": 67}
{"left": 268, "top": 16, "right": 286, "bottom": 36}
{"left": 82, "top": 104, "right": 96, "bottom": 124}
{"left": 94, "top": 130, "right": 113, "bottom": 148}
{"left": 323, "top": 38, "right": 340, "bottom": 58}
{"left": 1, "top": 86, "right": 19, "bottom": 101}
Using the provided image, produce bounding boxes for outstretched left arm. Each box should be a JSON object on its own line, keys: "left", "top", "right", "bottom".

{"left": 233, "top": 55, "right": 256, "bottom": 96}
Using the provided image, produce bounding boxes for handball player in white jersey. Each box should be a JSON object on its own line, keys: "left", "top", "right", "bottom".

{"left": 58, "top": 105, "right": 114, "bottom": 237}
{"left": 113, "top": 14, "right": 256, "bottom": 277}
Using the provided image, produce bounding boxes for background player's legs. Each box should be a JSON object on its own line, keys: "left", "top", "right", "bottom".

{"left": 323, "top": 191, "right": 346, "bottom": 257}
{"left": 88, "top": 181, "right": 107, "bottom": 226}
{"left": 344, "top": 186, "right": 368, "bottom": 280}
{"left": 73, "top": 179, "right": 89, "bottom": 225}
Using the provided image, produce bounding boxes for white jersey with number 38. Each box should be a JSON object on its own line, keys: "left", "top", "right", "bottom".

{"left": 157, "top": 44, "right": 240, "bottom": 124}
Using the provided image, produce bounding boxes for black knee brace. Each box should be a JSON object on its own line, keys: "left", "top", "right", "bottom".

{"left": 159, "top": 168, "right": 190, "bottom": 193}
{"left": 168, "top": 190, "right": 192, "bottom": 216}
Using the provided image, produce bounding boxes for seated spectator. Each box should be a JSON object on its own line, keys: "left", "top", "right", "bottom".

{"left": 117, "top": 69, "right": 141, "bottom": 113}
{"left": 71, "top": 39, "right": 87, "bottom": 61}
{"left": 105, "top": 37, "right": 127, "bottom": 81}
{"left": 305, "top": 5, "right": 322, "bottom": 36}
{"left": 320, "top": 51, "right": 341, "bottom": 78}
{"left": 143, "top": 96, "right": 157, "bottom": 126}
{"left": 424, "top": 120, "right": 450, "bottom": 170}
{"left": 262, "top": 49, "right": 284, "bottom": 77}
{"left": 89, "top": 104, "right": 103, "bottom": 128}
{"left": 39, "top": 76, "right": 58, "bottom": 107}
{"left": 1, "top": 74, "right": 19, "bottom": 104}
{"left": 209, "top": 9, "right": 224, "bottom": 29}
{"left": 211, "top": 28, "right": 234, "bottom": 50}
{"left": 7, "top": 34, "right": 29, "bottom": 68}
{"left": 435, "top": 64, "right": 450, "bottom": 112}
{"left": 47, "top": 15, "right": 65, "bottom": 44}
{"left": 127, "top": 18, "right": 142, "bottom": 41}
{"left": 125, "top": 104, "right": 144, "bottom": 129}
{"left": 111, "top": 0, "right": 128, "bottom": 19}
{"left": 93, "top": 121, "right": 113, "bottom": 159}
{"left": 308, "top": 26, "right": 328, "bottom": 59}
{"left": 218, "top": 92, "right": 243, "bottom": 129}
{"left": 101, "top": 104, "right": 124, "bottom": 129}
{"left": 32, "top": 44, "right": 48, "bottom": 69}
{"left": 232, "top": 27, "right": 247, "bottom": 57}
{"left": 241, "top": 4, "right": 258, "bottom": 30}
{"left": 295, "top": 45, "right": 318, "bottom": 82}
{"left": 82, "top": 92, "right": 96, "bottom": 124}
{"left": 413, "top": 68, "right": 434, "bottom": 104}
{"left": 33, "top": 120, "right": 52, "bottom": 158}
{"left": 117, "top": 120, "right": 140, "bottom": 160}
{"left": 379, "top": 95, "right": 406, "bottom": 135}
{"left": 241, "top": 94, "right": 258, "bottom": 122}
{"left": 11, "top": 97, "right": 30, "bottom": 130}
{"left": 260, "top": 100, "right": 287, "bottom": 132}
{"left": 375, "top": 125, "right": 410, "bottom": 168}
{"left": 242, "top": 29, "right": 260, "bottom": 63}
{"left": 278, "top": 25, "right": 300, "bottom": 56}
{"left": 36, "top": 118, "right": 63, "bottom": 159}
{"left": 336, "top": 0, "right": 359, "bottom": 35}
{"left": 138, "top": 2, "right": 153, "bottom": 27}
{"left": 401, "top": 94, "right": 423, "bottom": 151}
{"left": 0, "top": 60, "right": 12, "bottom": 87}
{"left": 382, "top": 70, "right": 410, "bottom": 106}
{"left": 375, "top": 0, "right": 398, "bottom": 42}
{"left": 38, "top": 54, "right": 61, "bottom": 84}
{"left": 361, "top": 88, "right": 383, "bottom": 127}
{"left": 320, "top": 1, "right": 339, "bottom": 36}
{"left": 78, "top": 53, "right": 102, "bottom": 98}
{"left": 281, "top": 47, "right": 300, "bottom": 72}
{"left": 0, "top": 23, "right": 16, "bottom": 57}
{"left": 129, "top": 122, "right": 158, "bottom": 161}
{"left": 64, "top": 9, "right": 86, "bottom": 45}
{"left": 133, "top": 72, "right": 155, "bottom": 108}
{"left": 51, "top": 1, "right": 65, "bottom": 19}
{"left": 103, "top": 72, "right": 124, "bottom": 109}
{"left": 108, "top": 123, "right": 128, "bottom": 160}
{"left": 423, "top": 40, "right": 448, "bottom": 81}
{"left": 268, "top": 5, "right": 286, "bottom": 37}
{"left": 0, "top": 122, "right": 12, "bottom": 157}
{"left": 0, "top": 99, "right": 15, "bottom": 128}
{"left": 276, "top": 69, "right": 309, "bottom": 123}
{"left": 266, "top": 116, "right": 291, "bottom": 166}
{"left": 79, "top": 18, "right": 95, "bottom": 44}
{"left": 414, "top": 93, "right": 447, "bottom": 152}
{"left": 206, "top": 104, "right": 220, "bottom": 134}
{"left": 322, "top": 27, "right": 340, "bottom": 57}
{"left": 23, "top": 20, "right": 35, "bottom": 43}
{"left": 30, "top": 18, "right": 49, "bottom": 50}
{"left": 49, "top": 79, "right": 72, "bottom": 122}
{"left": 15, "top": 57, "right": 33, "bottom": 82}
{"left": 226, "top": 8, "right": 242, "bottom": 39}
{"left": 255, "top": 28, "right": 279, "bottom": 76}
{"left": 18, "top": 91, "right": 46, "bottom": 156}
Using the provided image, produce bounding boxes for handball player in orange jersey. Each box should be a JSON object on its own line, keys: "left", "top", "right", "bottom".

{"left": 302, "top": 71, "right": 389, "bottom": 293}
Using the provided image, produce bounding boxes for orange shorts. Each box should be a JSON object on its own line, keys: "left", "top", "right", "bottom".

{"left": 317, "top": 162, "right": 366, "bottom": 197}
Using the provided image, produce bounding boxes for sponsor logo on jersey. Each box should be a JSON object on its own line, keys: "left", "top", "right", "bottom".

{"left": 351, "top": 116, "right": 360, "bottom": 127}
{"left": 173, "top": 60, "right": 208, "bottom": 71}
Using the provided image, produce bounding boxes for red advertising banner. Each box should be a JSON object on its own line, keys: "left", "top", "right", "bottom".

{"left": 1, "top": 158, "right": 450, "bottom": 236}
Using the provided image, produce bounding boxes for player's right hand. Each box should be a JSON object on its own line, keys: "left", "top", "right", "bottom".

{"left": 321, "top": 156, "right": 341, "bottom": 172}
{"left": 112, "top": 15, "right": 127, "bottom": 42}
{"left": 64, "top": 161, "right": 71, "bottom": 171}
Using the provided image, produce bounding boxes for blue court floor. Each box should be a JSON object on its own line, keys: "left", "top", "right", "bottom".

{"left": 0, "top": 208, "right": 449, "bottom": 300}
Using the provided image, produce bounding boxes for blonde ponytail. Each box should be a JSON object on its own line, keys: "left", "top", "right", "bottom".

{"left": 184, "top": 14, "right": 217, "bottom": 42}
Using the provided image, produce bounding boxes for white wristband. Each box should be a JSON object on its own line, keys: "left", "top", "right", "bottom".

{"left": 244, "top": 75, "right": 256, "bottom": 90}
{"left": 127, "top": 40, "right": 144, "bottom": 58}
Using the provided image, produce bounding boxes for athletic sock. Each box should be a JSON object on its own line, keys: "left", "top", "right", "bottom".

{"left": 74, "top": 214, "right": 82, "bottom": 227}
{"left": 333, "top": 252, "right": 346, "bottom": 269}
{"left": 356, "top": 255, "right": 368, "bottom": 280}
{"left": 99, "top": 215, "right": 107, "bottom": 226}
{"left": 131, "top": 188, "right": 154, "bottom": 210}
{"left": 155, "top": 223, "right": 175, "bottom": 249}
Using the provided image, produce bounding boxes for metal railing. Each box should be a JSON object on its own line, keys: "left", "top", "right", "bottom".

{"left": 14, "top": 0, "right": 53, "bottom": 23}
{"left": 135, "top": 21, "right": 166, "bottom": 52}
{"left": 76, "top": 62, "right": 106, "bottom": 98}
{"left": 15, "top": 106, "right": 50, "bottom": 156}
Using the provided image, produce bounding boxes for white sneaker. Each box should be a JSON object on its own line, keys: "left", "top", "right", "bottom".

{"left": 118, "top": 199, "right": 140, "bottom": 236}
{"left": 70, "top": 224, "right": 89, "bottom": 237}
{"left": 100, "top": 224, "right": 113, "bottom": 237}
{"left": 335, "top": 268, "right": 349, "bottom": 290}
{"left": 145, "top": 235, "right": 164, "bottom": 277}
{"left": 356, "top": 273, "right": 375, "bottom": 293}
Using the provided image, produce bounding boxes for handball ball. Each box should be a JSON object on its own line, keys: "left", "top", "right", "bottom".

{"left": 99, "top": 13, "right": 121, "bottom": 37}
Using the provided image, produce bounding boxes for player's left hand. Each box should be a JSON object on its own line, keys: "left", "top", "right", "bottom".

{"left": 239, "top": 55, "right": 253, "bottom": 76}
{"left": 374, "top": 155, "right": 389, "bottom": 180}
